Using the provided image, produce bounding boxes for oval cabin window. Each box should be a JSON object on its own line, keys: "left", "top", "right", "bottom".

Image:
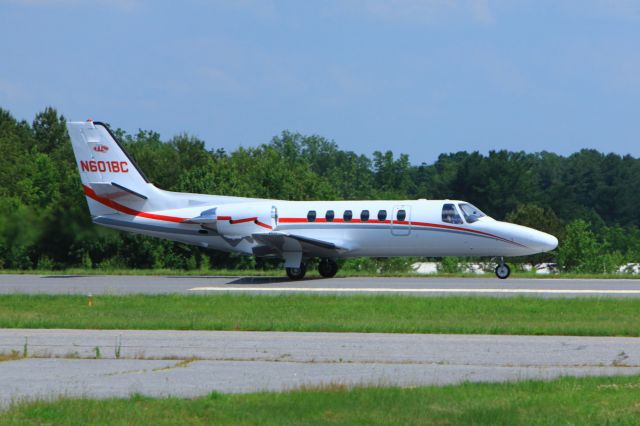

{"left": 326, "top": 210, "right": 335, "bottom": 222}
{"left": 307, "top": 210, "right": 316, "bottom": 222}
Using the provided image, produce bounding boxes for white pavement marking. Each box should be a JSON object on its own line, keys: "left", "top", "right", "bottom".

{"left": 189, "top": 287, "right": 640, "bottom": 294}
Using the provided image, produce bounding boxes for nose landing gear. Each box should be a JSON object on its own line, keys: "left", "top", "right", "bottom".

{"left": 495, "top": 258, "right": 511, "bottom": 279}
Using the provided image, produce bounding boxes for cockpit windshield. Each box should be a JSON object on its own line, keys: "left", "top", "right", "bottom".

{"left": 458, "top": 203, "right": 486, "bottom": 223}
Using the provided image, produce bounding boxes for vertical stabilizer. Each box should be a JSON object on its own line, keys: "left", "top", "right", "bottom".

{"left": 67, "top": 120, "right": 152, "bottom": 216}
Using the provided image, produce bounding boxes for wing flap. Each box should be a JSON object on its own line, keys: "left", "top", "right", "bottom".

{"left": 252, "top": 232, "right": 351, "bottom": 257}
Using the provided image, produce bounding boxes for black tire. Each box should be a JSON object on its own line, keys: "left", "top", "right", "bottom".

{"left": 495, "top": 263, "right": 511, "bottom": 279}
{"left": 286, "top": 264, "right": 306, "bottom": 280}
{"left": 318, "top": 259, "right": 339, "bottom": 278}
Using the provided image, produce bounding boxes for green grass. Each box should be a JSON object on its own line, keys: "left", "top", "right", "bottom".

{"left": 3, "top": 375, "right": 640, "bottom": 425}
{"left": 2, "top": 268, "right": 640, "bottom": 279}
{"left": 2, "top": 294, "right": 640, "bottom": 336}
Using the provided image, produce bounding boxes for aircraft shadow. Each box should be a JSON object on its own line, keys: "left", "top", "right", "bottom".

{"left": 226, "top": 277, "right": 296, "bottom": 285}
{"left": 42, "top": 275, "right": 87, "bottom": 279}
{"left": 165, "top": 275, "right": 327, "bottom": 285}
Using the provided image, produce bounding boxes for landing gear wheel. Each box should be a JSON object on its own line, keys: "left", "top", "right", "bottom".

{"left": 318, "top": 259, "right": 339, "bottom": 278}
{"left": 286, "top": 264, "right": 307, "bottom": 280}
{"left": 495, "top": 263, "right": 511, "bottom": 279}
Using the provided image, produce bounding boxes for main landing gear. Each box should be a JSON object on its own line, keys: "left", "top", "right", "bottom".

{"left": 495, "top": 257, "right": 511, "bottom": 279}
{"left": 318, "top": 258, "right": 339, "bottom": 278}
{"left": 286, "top": 264, "right": 307, "bottom": 280}
{"left": 285, "top": 258, "right": 339, "bottom": 280}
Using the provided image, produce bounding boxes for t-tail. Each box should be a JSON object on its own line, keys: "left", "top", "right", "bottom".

{"left": 67, "top": 120, "right": 186, "bottom": 217}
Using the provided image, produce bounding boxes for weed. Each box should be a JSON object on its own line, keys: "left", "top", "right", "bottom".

{"left": 115, "top": 335, "right": 122, "bottom": 359}
{"left": 0, "top": 350, "right": 22, "bottom": 362}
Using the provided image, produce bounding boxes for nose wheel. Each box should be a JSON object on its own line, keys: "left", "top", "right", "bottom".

{"left": 286, "top": 264, "right": 307, "bottom": 280}
{"left": 495, "top": 259, "right": 511, "bottom": 279}
{"left": 318, "top": 258, "right": 339, "bottom": 278}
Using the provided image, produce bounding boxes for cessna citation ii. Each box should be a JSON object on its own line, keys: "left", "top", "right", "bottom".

{"left": 67, "top": 120, "right": 558, "bottom": 280}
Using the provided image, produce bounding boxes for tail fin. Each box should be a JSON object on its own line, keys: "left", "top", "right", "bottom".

{"left": 67, "top": 120, "right": 153, "bottom": 216}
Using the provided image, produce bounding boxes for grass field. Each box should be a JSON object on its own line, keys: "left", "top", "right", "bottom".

{"left": 3, "top": 375, "right": 640, "bottom": 425}
{"left": 2, "top": 268, "right": 640, "bottom": 279}
{"left": 1, "top": 294, "right": 640, "bottom": 336}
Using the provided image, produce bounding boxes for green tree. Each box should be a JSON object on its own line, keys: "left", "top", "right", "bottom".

{"left": 32, "top": 107, "right": 68, "bottom": 154}
{"left": 505, "top": 204, "right": 564, "bottom": 239}
{"left": 556, "top": 220, "right": 621, "bottom": 273}
{"left": 3, "top": 106, "right": 640, "bottom": 272}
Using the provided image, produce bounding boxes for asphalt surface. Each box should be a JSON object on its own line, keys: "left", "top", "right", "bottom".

{"left": 1, "top": 329, "right": 640, "bottom": 407}
{"left": 2, "top": 274, "right": 640, "bottom": 297}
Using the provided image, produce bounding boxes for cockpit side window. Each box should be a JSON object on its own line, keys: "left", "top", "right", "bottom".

{"left": 458, "top": 203, "right": 486, "bottom": 223}
{"left": 442, "top": 203, "right": 463, "bottom": 224}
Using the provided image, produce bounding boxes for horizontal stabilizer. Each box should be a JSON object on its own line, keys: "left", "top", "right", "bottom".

{"left": 88, "top": 182, "right": 148, "bottom": 202}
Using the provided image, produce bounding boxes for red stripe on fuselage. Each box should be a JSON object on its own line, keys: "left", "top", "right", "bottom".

{"left": 279, "top": 218, "right": 392, "bottom": 225}
{"left": 279, "top": 217, "right": 307, "bottom": 223}
{"left": 409, "top": 221, "right": 526, "bottom": 247}
{"left": 81, "top": 190, "right": 521, "bottom": 247}
{"left": 217, "top": 216, "right": 273, "bottom": 230}
{"left": 229, "top": 217, "right": 256, "bottom": 225}
{"left": 82, "top": 185, "right": 186, "bottom": 222}
{"left": 84, "top": 186, "right": 274, "bottom": 230}
{"left": 278, "top": 217, "right": 526, "bottom": 248}
{"left": 255, "top": 221, "right": 273, "bottom": 230}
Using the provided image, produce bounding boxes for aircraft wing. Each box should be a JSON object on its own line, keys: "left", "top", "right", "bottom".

{"left": 181, "top": 208, "right": 217, "bottom": 225}
{"left": 252, "top": 232, "right": 352, "bottom": 258}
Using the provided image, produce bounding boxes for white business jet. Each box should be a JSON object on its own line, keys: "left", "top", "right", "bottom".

{"left": 67, "top": 120, "right": 558, "bottom": 280}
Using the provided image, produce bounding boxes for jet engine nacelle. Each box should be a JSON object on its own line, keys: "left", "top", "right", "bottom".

{"left": 215, "top": 202, "right": 276, "bottom": 237}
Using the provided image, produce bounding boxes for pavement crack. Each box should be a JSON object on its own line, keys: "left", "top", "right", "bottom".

{"left": 152, "top": 358, "right": 199, "bottom": 372}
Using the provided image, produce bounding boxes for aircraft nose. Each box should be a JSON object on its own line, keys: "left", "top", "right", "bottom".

{"left": 528, "top": 230, "right": 558, "bottom": 253}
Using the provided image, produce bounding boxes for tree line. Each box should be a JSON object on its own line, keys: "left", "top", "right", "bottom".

{"left": 1, "top": 107, "right": 638, "bottom": 273}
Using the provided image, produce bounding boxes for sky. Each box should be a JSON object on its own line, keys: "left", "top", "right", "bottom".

{"left": 1, "top": 0, "right": 639, "bottom": 163}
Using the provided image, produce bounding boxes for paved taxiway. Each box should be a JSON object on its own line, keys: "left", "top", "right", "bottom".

{"left": 2, "top": 274, "right": 640, "bottom": 297}
{"left": 1, "top": 329, "right": 640, "bottom": 407}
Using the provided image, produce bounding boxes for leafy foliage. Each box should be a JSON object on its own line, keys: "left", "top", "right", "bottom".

{"left": 1, "top": 106, "right": 639, "bottom": 272}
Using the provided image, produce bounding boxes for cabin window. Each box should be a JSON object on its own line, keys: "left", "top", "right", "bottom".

{"left": 442, "top": 203, "right": 463, "bottom": 224}
{"left": 343, "top": 210, "right": 353, "bottom": 222}
{"left": 396, "top": 209, "right": 407, "bottom": 222}
{"left": 307, "top": 210, "right": 316, "bottom": 222}
{"left": 326, "top": 210, "right": 335, "bottom": 222}
{"left": 378, "top": 209, "right": 387, "bottom": 221}
{"left": 458, "top": 203, "right": 486, "bottom": 224}
{"left": 360, "top": 210, "right": 370, "bottom": 222}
